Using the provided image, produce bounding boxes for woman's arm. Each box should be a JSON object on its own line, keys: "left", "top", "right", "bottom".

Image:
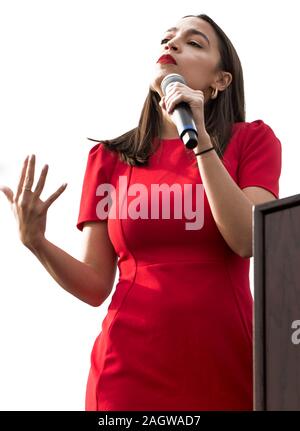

{"left": 26, "top": 221, "right": 117, "bottom": 307}
{"left": 162, "top": 83, "right": 277, "bottom": 259}
{"left": 194, "top": 136, "right": 275, "bottom": 258}
{"left": 0, "top": 154, "right": 117, "bottom": 307}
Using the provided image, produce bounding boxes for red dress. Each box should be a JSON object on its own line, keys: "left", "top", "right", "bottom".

{"left": 76, "top": 119, "right": 281, "bottom": 411}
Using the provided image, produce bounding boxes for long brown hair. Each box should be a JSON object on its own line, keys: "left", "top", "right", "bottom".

{"left": 88, "top": 14, "right": 245, "bottom": 166}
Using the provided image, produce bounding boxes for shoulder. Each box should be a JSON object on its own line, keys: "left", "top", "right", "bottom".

{"left": 85, "top": 142, "right": 119, "bottom": 169}
{"left": 87, "top": 142, "right": 118, "bottom": 159}
{"left": 80, "top": 142, "right": 121, "bottom": 185}
{"left": 232, "top": 119, "right": 281, "bottom": 154}
{"left": 232, "top": 119, "right": 275, "bottom": 136}
{"left": 233, "top": 119, "right": 280, "bottom": 139}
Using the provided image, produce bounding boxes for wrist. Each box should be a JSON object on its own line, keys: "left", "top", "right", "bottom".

{"left": 24, "top": 235, "right": 47, "bottom": 254}
{"left": 193, "top": 133, "right": 213, "bottom": 154}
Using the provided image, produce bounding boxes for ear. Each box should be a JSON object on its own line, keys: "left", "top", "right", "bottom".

{"left": 215, "top": 71, "right": 232, "bottom": 92}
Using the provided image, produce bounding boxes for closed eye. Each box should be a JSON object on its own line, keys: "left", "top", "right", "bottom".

{"left": 160, "top": 38, "right": 203, "bottom": 48}
{"left": 189, "top": 41, "right": 203, "bottom": 48}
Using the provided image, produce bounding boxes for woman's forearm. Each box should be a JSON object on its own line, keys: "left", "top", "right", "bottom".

{"left": 25, "top": 237, "right": 112, "bottom": 306}
{"left": 194, "top": 136, "right": 253, "bottom": 258}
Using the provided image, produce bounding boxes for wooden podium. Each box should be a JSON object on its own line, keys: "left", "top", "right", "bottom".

{"left": 254, "top": 193, "right": 300, "bottom": 410}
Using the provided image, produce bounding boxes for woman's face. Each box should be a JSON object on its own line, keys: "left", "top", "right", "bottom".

{"left": 150, "top": 16, "right": 229, "bottom": 102}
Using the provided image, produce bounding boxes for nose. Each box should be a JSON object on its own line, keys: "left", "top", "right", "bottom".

{"left": 164, "top": 39, "right": 179, "bottom": 52}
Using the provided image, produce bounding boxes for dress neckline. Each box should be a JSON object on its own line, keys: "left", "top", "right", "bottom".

{"left": 157, "top": 137, "right": 182, "bottom": 144}
{"left": 160, "top": 138, "right": 181, "bottom": 142}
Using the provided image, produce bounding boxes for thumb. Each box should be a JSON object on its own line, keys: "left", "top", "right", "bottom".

{"left": 159, "top": 96, "right": 166, "bottom": 111}
{"left": 0, "top": 185, "right": 14, "bottom": 204}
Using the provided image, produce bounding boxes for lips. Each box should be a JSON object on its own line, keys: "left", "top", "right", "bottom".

{"left": 157, "top": 54, "right": 177, "bottom": 65}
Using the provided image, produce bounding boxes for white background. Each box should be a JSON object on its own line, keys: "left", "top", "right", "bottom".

{"left": 0, "top": 0, "right": 298, "bottom": 410}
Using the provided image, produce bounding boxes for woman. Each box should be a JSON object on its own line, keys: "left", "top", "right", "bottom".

{"left": 0, "top": 14, "right": 281, "bottom": 410}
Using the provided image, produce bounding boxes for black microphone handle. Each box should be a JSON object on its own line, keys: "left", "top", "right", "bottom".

{"left": 171, "top": 102, "right": 198, "bottom": 149}
{"left": 181, "top": 130, "right": 198, "bottom": 149}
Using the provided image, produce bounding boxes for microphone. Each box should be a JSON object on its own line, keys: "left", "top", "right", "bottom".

{"left": 160, "top": 73, "right": 198, "bottom": 149}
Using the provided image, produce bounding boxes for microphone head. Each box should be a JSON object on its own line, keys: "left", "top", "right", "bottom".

{"left": 161, "top": 73, "right": 186, "bottom": 95}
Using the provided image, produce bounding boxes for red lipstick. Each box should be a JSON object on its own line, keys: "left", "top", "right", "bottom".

{"left": 157, "top": 54, "right": 177, "bottom": 65}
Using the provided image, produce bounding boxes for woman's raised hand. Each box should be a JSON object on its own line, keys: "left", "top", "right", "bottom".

{"left": 0, "top": 154, "right": 67, "bottom": 249}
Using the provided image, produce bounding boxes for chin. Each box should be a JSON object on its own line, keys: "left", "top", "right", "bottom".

{"left": 149, "top": 70, "right": 169, "bottom": 97}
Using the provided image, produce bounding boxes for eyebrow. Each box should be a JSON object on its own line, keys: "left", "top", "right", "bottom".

{"left": 165, "top": 27, "right": 210, "bottom": 46}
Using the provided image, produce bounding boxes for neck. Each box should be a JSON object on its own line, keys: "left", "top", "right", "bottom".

{"left": 160, "top": 111, "right": 180, "bottom": 139}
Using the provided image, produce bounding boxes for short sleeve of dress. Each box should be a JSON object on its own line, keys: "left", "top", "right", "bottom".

{"left": 237, "top": 119, "right": 282, "bottom": 199}
{"left": 76, "top": 143, "right": 116, "bottom": 231}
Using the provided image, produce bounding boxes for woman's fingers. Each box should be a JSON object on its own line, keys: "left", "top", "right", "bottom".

{"left": 2, "top": 153, "right": 67, "bottom": 214}
{"left": 15, "top": 155, "right": 30, "bottom": 202}
{"left": 33, "top": 164, "right": 49, "bottom": 198}
{"left": 43, "top": 183, "right": 68, "bottom": 211}
{"left": 0, "top": 185, "right": 14, "bottom": 205}
{"left": 24, "top": 154, "right": 35, "bottom": 190}
{"left": 1, "top": 154, "right": 68, "bottom": 247}
{"left": 159, "top": 96, "right": 167, "bottom": 111}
